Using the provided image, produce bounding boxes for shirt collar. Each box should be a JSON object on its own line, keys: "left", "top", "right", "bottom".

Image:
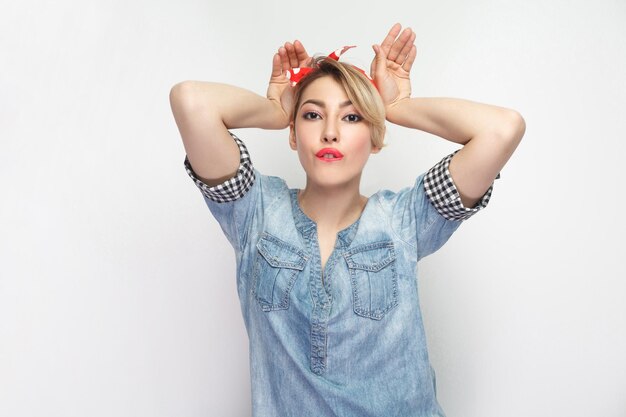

{"left": 289, "top": 188, "right": 362, "bottom": 247}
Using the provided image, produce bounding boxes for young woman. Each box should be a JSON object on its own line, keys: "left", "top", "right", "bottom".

{"left": 170, "top": 23, "right": 524, "bottom": 417}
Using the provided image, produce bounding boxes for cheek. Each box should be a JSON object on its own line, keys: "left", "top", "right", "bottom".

{"left": 294, "top": 125, "right": 320, "bottom": 150}
{"left": 349, "top": 126, "right": 374, "bottom": 154}
{"left": 292, "top": 137, "right": 312, "bottom": 165}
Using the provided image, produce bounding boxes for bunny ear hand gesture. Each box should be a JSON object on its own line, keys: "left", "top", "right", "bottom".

{"left": 371, "top": 23, "right": 417, "bottom": 107}
{"left": 268, "top": 40, "right": 312, "bottom": 122}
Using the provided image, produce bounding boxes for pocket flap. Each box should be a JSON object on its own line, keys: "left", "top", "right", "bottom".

{"left": 344, "top": 241, "right": 396, "bottom": 272}
{"left": 256, "top": 233, "right": 308, "bottom": 270}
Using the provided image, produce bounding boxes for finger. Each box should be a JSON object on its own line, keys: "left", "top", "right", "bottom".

{"left": 388, "top": 27, "right": 412, "bottom": 62}
{"left": 402, "top": 44, "right": 417, "bottom": 72}
{"left": 397, "top": 31, "right": 416, "bottom": 65}
{"left": 271, "top": 53, "right": 282, "bottom": 78}
{"left": 380, "top": 22, "right": 402, "bottom": 56}
{"left": 293, "top": 40, "right": 311, "bottom": 66}
{"left": 284, "top": 42, "right": 299, "bottom": 68}
{"left": 370, "top": 45, "right": 378, "bottom": 79}
{"left": 371, "top": 44, "right": 388, "bottom": 81}
{"left": 278, "top": 46, "right": 290, "bottom": 73}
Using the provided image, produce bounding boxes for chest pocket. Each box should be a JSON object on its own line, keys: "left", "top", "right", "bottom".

{"left": 343, "top": 241, "right": 398, "bottom": 320}
{"left": 252, "top": 233, "right": 309, "bottom": 312}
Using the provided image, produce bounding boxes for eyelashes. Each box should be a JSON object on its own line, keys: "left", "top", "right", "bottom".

{"left": 344, "top": 114, "right": 362, "bottom": 123}
{"left": 301, "top": 111, "right": 363, "bottom": 123}
{"left": 302, "top": 111, "right": 321, "bottom": 120}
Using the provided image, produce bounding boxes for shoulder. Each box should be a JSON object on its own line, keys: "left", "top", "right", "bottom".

{"left": 370, "top": 173, "right": 428, "bottom": 211}
{"left": 257, "top": 170, "right": 289, "bottom": 192}
{"left": 254, "top": 170, "right": 292, "bottom": 206}
{"left": 370, "top": 172, "right": 463, "bottom": 260}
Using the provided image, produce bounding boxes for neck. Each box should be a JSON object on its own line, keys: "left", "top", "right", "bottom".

{"left": 297, "top": 180, "right": 368, "bottom": 231}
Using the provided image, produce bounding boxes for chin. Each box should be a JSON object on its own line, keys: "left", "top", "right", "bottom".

{"left": 305, "top": 170, "right": 362, "bottom": 190}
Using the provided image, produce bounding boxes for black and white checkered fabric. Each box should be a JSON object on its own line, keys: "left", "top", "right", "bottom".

{"left": 424, "top": 150, "right": 500, "bottom": 221}
{"left": 184, "top": 132, "right": 255, "bottom": 203}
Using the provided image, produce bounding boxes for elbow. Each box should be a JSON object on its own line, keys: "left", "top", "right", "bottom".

{"left": 169, "top": 80, "right": 217, "bottom": 115}
{"left": 169, "top": 81, "right": 197, "bottom": 111}
{"left": 495, "top": 110, "right": 526, "bottom": 148}
{"left": 169, "top": 81, "right": 226, "bottom": 134}
{"left": 511, "top": 110, "right": 526, "bottom": 142}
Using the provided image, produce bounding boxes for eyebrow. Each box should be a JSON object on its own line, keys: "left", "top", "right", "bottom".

{"left": 300, "top": 99, "right": 353, "bottom": 109}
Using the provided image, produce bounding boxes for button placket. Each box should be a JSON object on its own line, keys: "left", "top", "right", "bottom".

{"left": 308, "top": 226, "right": 333, "bottom": 375}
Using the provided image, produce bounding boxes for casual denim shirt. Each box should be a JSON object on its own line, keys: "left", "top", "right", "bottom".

{"left": 184, "top": 133, "right": 495, "bottom": 417}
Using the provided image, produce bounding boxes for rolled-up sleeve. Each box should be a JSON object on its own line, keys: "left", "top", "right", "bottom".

{"left": 423, "top": 150, "right": 500, "bottom": 221}
{"left": 184, "top": 132, "right": 255, "bottom": 203}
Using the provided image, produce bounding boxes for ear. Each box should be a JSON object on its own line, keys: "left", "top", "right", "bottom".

{"left": 370, "top": 145, "right": 381, "bottom": 154}
{"left": 289, "top": 122, "right": 297, "bottom": 150}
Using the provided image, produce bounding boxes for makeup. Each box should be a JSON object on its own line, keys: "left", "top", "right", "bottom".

{"left": 316, "top": 148, "right": 344, "bottom": 161}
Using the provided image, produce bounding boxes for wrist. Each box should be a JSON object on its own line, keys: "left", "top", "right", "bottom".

{"left": 262, "top": 98, "right": 290, "bottom": 130}
{"left": 384, "top": 97, "right": 411, "bottom": 124}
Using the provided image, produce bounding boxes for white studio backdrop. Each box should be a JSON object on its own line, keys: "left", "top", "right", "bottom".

{"left": 1, "top": 0, "right": 625, "bottom": 416}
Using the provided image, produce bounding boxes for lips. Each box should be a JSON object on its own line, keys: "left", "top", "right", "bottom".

{"left": 316, "top": 147, "right": 344, "bottom": 161}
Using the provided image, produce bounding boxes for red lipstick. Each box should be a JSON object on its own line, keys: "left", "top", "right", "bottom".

{"left": 316, "top": 148, "right": 344, "bottom": 161}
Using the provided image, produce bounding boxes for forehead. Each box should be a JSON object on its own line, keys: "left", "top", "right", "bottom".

{"left": 299, "top": 76, "right": 349, "bottom": 103}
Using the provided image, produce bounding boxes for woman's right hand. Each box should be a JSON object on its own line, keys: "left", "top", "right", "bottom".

{"left": 267, "top": 40, "right": 311, "bottom": 127}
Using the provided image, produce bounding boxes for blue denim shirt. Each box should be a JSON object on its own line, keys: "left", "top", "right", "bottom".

{"left": 185, "top": 134, "right": 494, "bottom": 417}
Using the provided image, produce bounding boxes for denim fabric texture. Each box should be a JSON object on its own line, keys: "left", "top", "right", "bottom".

{"left": 191, "top": 162, "right": 485, "bottom": 417}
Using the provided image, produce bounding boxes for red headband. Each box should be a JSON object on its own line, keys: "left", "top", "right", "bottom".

{"left": 285, "top": 45, "right": 376, "bottom": 89}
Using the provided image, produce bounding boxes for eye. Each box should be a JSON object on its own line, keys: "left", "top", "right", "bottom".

{"left": 302, "top": 111, "right": 321, "bottom": 120}
{"left": 343, "top": 113, "right": 362, "bottom": 123}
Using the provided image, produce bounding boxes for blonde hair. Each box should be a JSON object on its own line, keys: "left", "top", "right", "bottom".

{"left": 291, "top": 57, "right": 386, "bottom": 149}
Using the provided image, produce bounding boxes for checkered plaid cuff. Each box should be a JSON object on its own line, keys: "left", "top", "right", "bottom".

{"left": 424, "top": 150, "right": 500, "bottom": 221}
{"left": 184, "top": 132, "right": 255, "bottom": 203}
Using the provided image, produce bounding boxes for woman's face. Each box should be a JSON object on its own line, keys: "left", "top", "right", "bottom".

{"left": 289, "top": 76, "right": 380, "bottom": 189}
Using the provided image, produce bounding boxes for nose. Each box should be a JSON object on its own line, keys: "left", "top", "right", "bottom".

{"left": 322, "top": 119, "right": 339, "bottom": 143}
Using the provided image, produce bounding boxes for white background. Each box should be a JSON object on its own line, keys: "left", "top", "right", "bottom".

{"left": 1, "top": 0, "right": 625, "bottom": 416}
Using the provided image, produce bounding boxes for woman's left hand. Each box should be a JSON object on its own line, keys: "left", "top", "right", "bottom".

{"left": 370, "top": 23, "right": 417, "bottom": 112}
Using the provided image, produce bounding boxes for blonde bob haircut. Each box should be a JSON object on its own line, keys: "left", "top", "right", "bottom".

{"left": 291, "top": 56, "right": 386, "bottom": 149}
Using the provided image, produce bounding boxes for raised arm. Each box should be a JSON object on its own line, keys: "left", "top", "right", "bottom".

{"left": 169, "top": 41, "right": 310, "bottom": 186}
{"left": 371, "top": 24, "right": 526, "bottom": 208}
